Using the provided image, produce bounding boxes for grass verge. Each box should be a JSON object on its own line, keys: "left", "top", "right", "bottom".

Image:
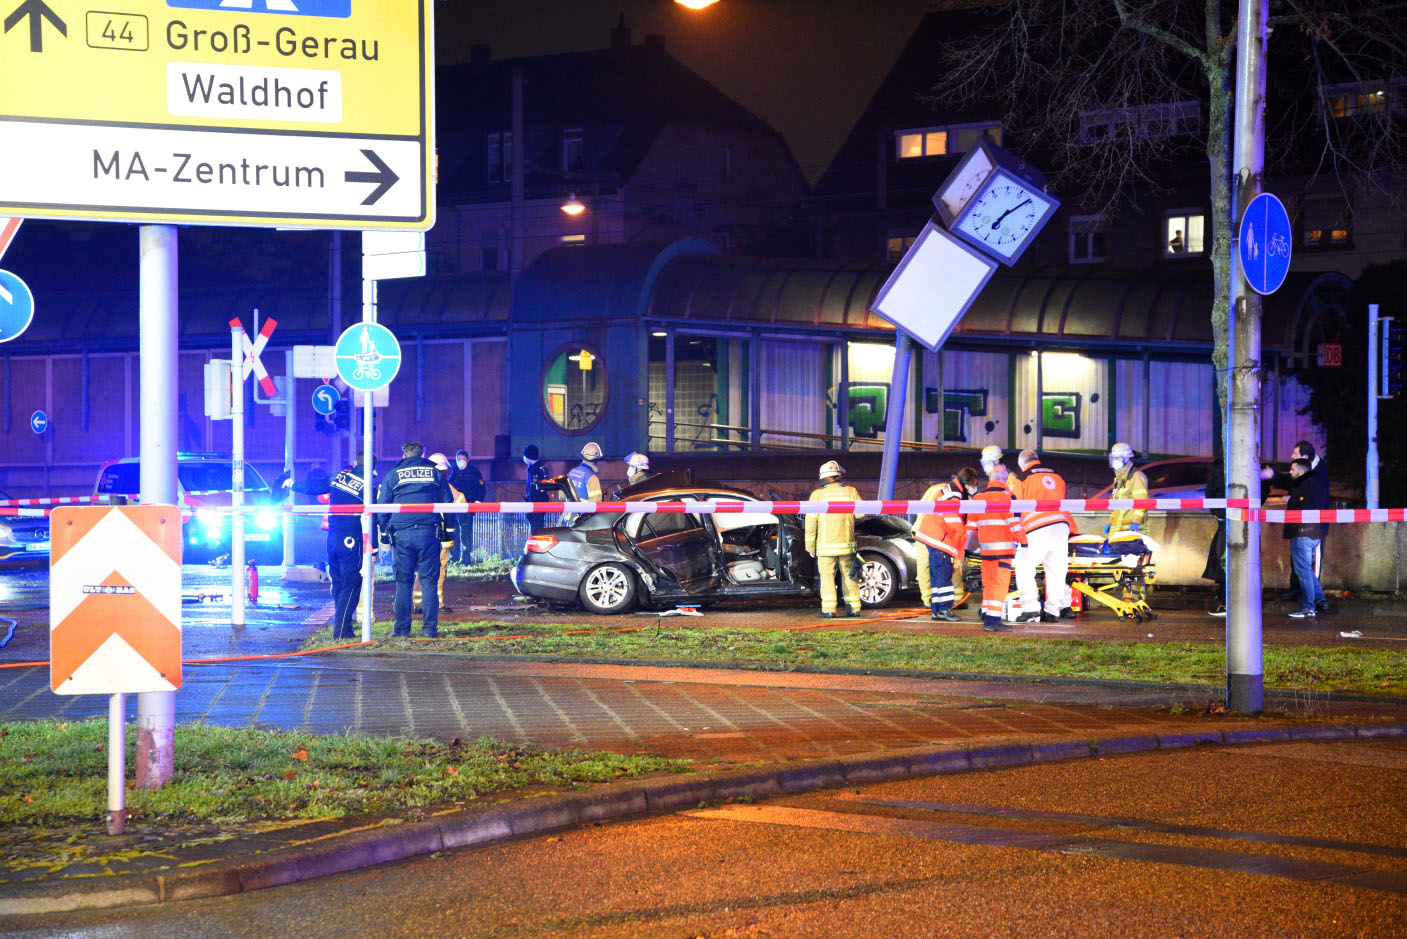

{"left": 0, "top": 721, "right": 690, "bottom": 828}
{"left": 373, "top": 555, "right": 513, "bottom": 585}
{"left": 304, "top": 619, "right": 1407, "bottom": 698}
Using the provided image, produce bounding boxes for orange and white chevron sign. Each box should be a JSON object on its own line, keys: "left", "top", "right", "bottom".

{"left": 49, "top": 506, "right": 182, "bottom": 695}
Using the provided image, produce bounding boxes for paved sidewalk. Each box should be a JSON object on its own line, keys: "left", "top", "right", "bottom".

{"left": 3, "top": 650, "right": 1405, "bottom": 917}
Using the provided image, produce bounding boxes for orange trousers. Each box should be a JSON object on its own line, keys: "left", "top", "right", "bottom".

{"left": 980, "top": 557, "right": 1013, "bottom": 622}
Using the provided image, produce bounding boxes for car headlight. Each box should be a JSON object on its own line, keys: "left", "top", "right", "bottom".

{"left": 256, "top": 510, "right": 279, "bottom": 531}
{"left": 0, "top": 522, "right": 11, "bottom": 542}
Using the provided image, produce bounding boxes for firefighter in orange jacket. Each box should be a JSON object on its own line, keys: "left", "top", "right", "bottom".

{"left": 914, "top": 467, "right": 980, "bottom": 622}
{"left": 1011, "top": 449, "right": 1077, "bottom": 623}
{"left": 970, "top": 460, "right": 1026, "bottom": 631}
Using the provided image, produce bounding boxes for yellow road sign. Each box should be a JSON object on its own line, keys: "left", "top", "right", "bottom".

{"left": 0, "top": 0, "right": 432, "bottom": 228}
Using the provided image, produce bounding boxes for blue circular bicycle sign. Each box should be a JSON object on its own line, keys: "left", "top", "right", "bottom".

{"left": 334, "top": 323, "right": 400, "bottom": 392}
{"left": 1239, "top": 192, "right": 1292, "bottom": 296}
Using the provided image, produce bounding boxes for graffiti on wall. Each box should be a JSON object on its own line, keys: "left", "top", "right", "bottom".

{"left": 1041, "top": 392, "right": 1082, "bottom": 438}
{"left": 922, "top": 388, "right": 1084, "bottom": 441}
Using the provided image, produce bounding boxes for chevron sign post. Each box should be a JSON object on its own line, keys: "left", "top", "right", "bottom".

{"left": 50, "top": 505, "right": 182, "bottom": 833}
{"left": 50, "top": 505, "right": 182, "bottom": 693}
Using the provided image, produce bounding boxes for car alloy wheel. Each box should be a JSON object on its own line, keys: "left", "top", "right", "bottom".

{"left": 857, "top": 554, "right": 897, "bottom": 608}
{"left": 579, "top": 562, "right": 637, "bottom": 614}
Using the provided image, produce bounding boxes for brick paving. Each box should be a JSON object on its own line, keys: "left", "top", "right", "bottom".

{"left": 0, "top": 653, "right": 1379, "bottom": 765}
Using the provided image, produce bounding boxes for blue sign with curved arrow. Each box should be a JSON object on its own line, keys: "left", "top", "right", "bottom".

{"left": 0, "top": 269, "right": 34, "bottom": 343}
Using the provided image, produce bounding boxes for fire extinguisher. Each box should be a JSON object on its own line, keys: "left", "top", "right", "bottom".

{"left": 1069, "top": 578, "right": 1083, "bottom": 613}
{"left": 246, "top": 559, "right": 260, "bottom": 605}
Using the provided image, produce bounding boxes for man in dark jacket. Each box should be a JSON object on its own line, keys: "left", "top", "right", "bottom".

{"left": 1263, "top": 440, "right": 1333, "bottom": 614}
{"left": 522, "top": 444, "right": 551, "bottom": 534}
{"left": 448, "top": 449, "right": 484, "bottom": 563}
{"left": 285, "top": 458, "right": 376, "bottom": 640}
{"left": 1265, "top": 457, "right": 1330, "bottom": 619}
{"left": 377, "top": 441, "right": 455, "bottom": 638}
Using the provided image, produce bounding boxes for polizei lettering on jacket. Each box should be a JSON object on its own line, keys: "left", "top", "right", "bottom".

{"left": 166, "top": 20, "right": 379, "bottom": 60}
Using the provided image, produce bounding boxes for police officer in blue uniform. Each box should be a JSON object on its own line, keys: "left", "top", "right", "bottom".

{"left": 285, "top": 457, "right": 376, "bottom": 640}
{"left": 377, "top": 441, "right": 455, "bottom": 638}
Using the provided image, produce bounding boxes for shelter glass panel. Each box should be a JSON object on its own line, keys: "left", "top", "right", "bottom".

{"left": 1147, "top": 360, "right": 1214, "bottom": 457}
{"left": 1115, "top": 358, "right": 1148, "bottom": 455}
{"left": 648, "top": 335, "right": 748, "bottom": 452}
{"left": 760, "top": 339, "right": 826, "bottom": 449}
{"left": 936, "top": 349, "right": 1010, "bottom": 450}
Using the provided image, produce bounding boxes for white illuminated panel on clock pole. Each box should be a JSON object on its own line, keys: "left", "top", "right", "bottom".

{"left": 0, "top": 0, "right": 433, "bottom": 229}
{"left": 870, "top": 221, "right": 999, "bottom": 353}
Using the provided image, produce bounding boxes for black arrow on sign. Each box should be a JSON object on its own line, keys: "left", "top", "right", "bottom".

{"left": 4, "top": 0, "right": 66, "bottom": 53}
{"left": 345, "top": 150, "right": 399, "bottom": 206}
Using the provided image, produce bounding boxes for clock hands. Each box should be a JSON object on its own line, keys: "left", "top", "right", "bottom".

{"left": 990, "top": 197, "right": 1033, "bottom": 230}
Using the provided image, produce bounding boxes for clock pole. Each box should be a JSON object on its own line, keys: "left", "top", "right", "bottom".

{"left": 877, "top": 331, "right": 913, "bottom": 499}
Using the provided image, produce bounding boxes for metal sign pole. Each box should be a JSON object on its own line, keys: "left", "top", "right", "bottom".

{"left": 360, "top": 276, "right": 377, "bottom": 642}
{"left": 107, "top": 693, "right": 126, "bottom": 834}
{"left": 877, "top": 332, "right": 913, "bottom": 499}
{"left": 231, "top": 322, "right": 246, "bottom": 628}
{"left": 1368, "top": 304, "right": 1380, "bottom": 510}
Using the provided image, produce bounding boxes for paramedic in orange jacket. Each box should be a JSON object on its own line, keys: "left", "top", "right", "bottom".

{"left": 971, "top": 460, "right": 1026, "bottom": 632}
{"left": 1011, "top": 449, "right": 1076, "bottom": 623}
{"left": 914, "top": 467, "right": 980, "bottom": 622}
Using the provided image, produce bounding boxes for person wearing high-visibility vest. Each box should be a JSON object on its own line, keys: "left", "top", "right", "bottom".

{"left": 564, "top": 441, "right": 604, "bottom": 525}
{"left": 1011, "top": 449, "right": 1076, "bottom": 623}
{"left": 1105, "top": 441, "right": 1149, "bottom": 535}
{"left": 804, "top": 460, "right": 863, "bottom": 618}
{"left": 970, "top": 460, "right": 1026, "bottom": 631}
{"left": 914, "top": 467, "right": 980, "bottom": 622}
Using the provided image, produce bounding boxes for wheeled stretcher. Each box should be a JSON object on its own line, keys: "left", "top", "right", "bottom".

{"left": 961, "top": 530, "right": 1160, "bottom": 623}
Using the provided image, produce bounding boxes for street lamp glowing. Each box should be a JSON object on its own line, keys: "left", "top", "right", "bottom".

{"left": 675, "top": 0, "right": 719, "bottom": 9}
{"left": 560, "top": 194, "right": 586, "bottom": 216}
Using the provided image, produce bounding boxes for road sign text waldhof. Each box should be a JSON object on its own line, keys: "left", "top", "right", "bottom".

{"left": 0, "top": 0, "right": 433, "bottom": 229}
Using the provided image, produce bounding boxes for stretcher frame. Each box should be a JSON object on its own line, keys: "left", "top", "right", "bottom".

{"left": 960, "top": 532, "right": 1158, "bottom": 623}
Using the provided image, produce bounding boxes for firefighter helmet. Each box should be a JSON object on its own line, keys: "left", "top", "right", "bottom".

{"left": 1109, "top": 441, "right": 1135, "bottom": 470}
{"left": 428, "top": 452, "right": 449, "bottom": 471}
{"left": 818, "top": 460, "right": 845, "bottom": 480}
{"left": 580, "top": 441, "right": 603, "bottom": 462}
{"left": 626, "top": 451, "right": 650, "bottom": 472}
{"left": 980, "top": 445, "right": 1004, "bottom": 472}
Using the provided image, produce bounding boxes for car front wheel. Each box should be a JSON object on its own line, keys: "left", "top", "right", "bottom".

{"left": 857, "top": 553, "right": 898, "bottom": 608}
{"left": 579, "top": 562, "right": 638, "bottom": 614}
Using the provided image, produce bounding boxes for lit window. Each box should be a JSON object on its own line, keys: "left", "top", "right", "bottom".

{"left": 1069, "top": 216, "right": 1106, "bottom": 264}
{"left": 1324, "top": 81, "right": 1392, "bottom": 119}
{"left": 886, "top": 233, "right": 917, "bottom": 261}
{"left": 893, "top": 125, "right": 990, "bottom": 160}
{"left": 560, "top": 234, "right": 586, "bottom": 246}
{"left": 1164, "top": 211, "right": 1206, "bottom": 258}
{"left": 1301, "top": 195, "right": 1352, "bottom": 248}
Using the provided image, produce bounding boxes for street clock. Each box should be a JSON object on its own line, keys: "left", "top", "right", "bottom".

{"left": 932, "top": 138, "right": 1060, "bottom": 265}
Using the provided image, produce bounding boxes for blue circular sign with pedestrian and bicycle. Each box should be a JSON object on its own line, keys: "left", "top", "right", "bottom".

{"left": 1238, "top": 192, "right": 1292, "bottom": 296}
{"left": 334, "top": 323, "right": 401, "bottom": 392}
{"left": 311, "top": 383, "right": 342, "bottom": 415}
{"left": 0, "top": 269, "right": 35, "bottom": 343}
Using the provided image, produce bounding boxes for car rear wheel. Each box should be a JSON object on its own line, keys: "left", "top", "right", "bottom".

{"left": 579, "top": 562, "right": 637, "bottom": 614}
{"left": 857, "top": 553, "right": 898, "bottom": 608}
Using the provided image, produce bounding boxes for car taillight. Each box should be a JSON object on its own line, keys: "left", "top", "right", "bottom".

{"left": 525, "top": 535, "right": 558, "bottom": 554}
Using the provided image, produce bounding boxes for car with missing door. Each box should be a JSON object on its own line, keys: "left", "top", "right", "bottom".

{"left": 510, "top": 471, "right": 920, "bottom": 614}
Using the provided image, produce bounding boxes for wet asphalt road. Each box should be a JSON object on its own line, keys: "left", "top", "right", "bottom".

{"left": 6, "top": 740, "right": 1404, "bottom": 938}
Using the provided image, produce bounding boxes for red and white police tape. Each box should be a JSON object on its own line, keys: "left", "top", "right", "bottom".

{"left": 6, "top": 497, "right": 1407, "bottom": 523}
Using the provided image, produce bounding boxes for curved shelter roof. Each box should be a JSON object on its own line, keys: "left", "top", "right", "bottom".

{"left": 644, "top": 253, "right": 1340, "bottom": 354}
{"left": 511, "top": 238, "right": 719, "bottom": 324}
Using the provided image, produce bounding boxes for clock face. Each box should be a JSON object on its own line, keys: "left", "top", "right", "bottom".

{"left": 954, "top": 179, "right": 1052, "bottom": 258}
{"left": 936, "top": 146, "right": 994, "bottom": 218}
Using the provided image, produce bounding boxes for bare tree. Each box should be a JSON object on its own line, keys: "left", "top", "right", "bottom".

{"left": 934, "top": 0, "right": 1407, "bottom": 407}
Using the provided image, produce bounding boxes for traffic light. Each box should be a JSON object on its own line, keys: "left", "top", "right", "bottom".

{"left": 1385, "top": 320, "right": 1404, "bottom": 398}
{"left": 333, "top": 396, "right": 351, "bottom": 430}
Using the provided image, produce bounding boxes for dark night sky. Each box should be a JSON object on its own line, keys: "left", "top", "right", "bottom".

{"left": 433, "top": 0, "right": 939, "bottom": 185}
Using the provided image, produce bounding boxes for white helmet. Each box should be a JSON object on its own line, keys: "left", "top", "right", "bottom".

{"left": 1110, "top": 441, "right": 1135, "bottom": 470}
{"left": 980, "top": 445, "right": 1004, "bottom": 473}
{"left": 580, "top": 441, "right": 603, "bottom": 462}
{"left": 626, "top": 451, "right": 650, "bottom": 472}
{"left": 818, "top": 460, "right": 844, "bottom": 480}
{"left": 428, "top": 451, "right": 449, "bottom": 471}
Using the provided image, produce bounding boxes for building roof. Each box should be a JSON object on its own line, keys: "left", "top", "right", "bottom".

{"left": 643, "top": 250, "right": 1346, "bottom": 355}
{"left": 436, "top": 31, "right": 790, "bottom": 202}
